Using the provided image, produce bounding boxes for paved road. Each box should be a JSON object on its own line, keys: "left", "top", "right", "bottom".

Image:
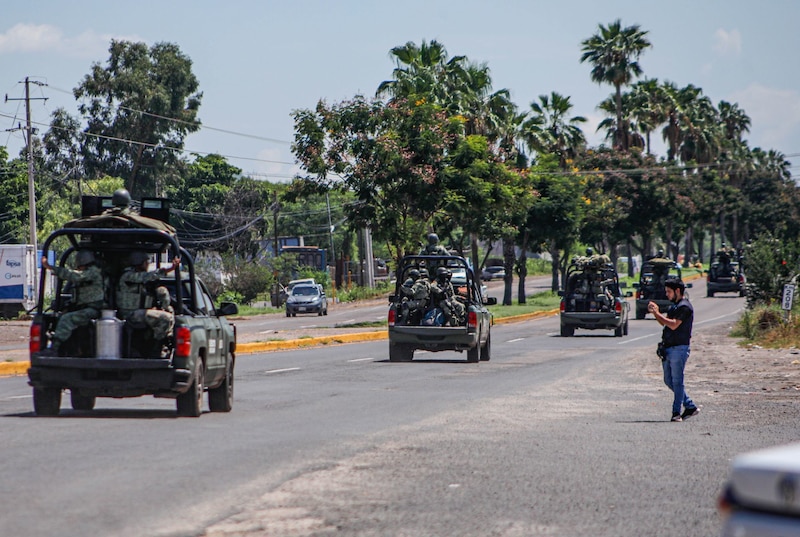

{"left": 2, "top": 280, "right": 796, "bottom": 536}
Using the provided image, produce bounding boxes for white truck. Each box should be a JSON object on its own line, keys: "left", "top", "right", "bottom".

{"left": 0, "top": 244, "right": 36, "bottom": 318}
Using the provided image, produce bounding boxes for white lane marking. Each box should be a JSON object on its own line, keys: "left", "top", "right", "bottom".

{"left": 265, "top": 367, "right": 301, "bottom": 374}
{"left": 347, "top": 357, "right": 374, "bottom": 363}
{"left": 696, "top": 309, "right": 743, "bottom": 325}
{"left": 618, "top": 334, "right": 657, "bottom": 345}
{"left": 506, "top": 338, "right": 525, "bottom": 343}
{"left": 1, "top": 395, "right": 32, "bottom": 400}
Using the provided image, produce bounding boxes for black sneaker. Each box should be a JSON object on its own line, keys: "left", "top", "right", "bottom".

{"left": 681, "top": 407, "right": 700, "bottom": 420}
{"left": 671, "top": 413, "right": 683, "bottom": 422}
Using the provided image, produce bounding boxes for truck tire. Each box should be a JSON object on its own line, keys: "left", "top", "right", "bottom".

{"left": 707, "top": 290, "right": 715, "bottom": 297}
{"left": 70, "top": 391, "right": 96, "bottom": 411}
{"left": 635, "top": 307, "right": 646, "bottom": 320}
{"left": 467, "top": 344, "right": 479, "bottom": 363}
{"left": 389, "top": 343, "right": 413, "bottom": 362}
{"left": 623, "top": 320, "right": 629, "bottom": 336}
{"left": 479, "top": 333, "right": 491, "bottom": 361}
{"left": 614, "top": 324, "right": 623, "bottom": 337}
{"left": 208, "top": 356, "right": 234, "bottom": 413}
{"left": 177, "top": 361, "right": 204, "bottom": 417}
{"left": 33, "top": 387, "right": 61, "bottom": 416}
{"left": 560, "top": 325, "right": 574, "bottom": 337}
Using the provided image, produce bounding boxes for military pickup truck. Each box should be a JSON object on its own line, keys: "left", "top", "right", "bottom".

{"left": 559, "top": 254, "right": 631, "bottom": 337}
{"left": 632, "top": 257, "right": 684, "bottom": 319}
{"left": 27, "top": 194, "right": 237, "bottom": 417}
{"left": 387, "top": 255, "right": 495, "bottom": 362}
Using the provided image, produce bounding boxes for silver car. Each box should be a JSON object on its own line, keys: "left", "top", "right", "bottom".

{"left": 719, "top": 441, "right": 800, "bottom": 536}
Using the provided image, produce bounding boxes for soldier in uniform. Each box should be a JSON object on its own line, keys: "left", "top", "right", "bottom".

{"left": 419, "top": 233, "right": 449, "bottom": 255}
{"left": 431, "top": 267, "right": 465, "bottom": 326}
{"left": 104, "top": 188, "right": 134, "bottom": 215}
{"left": 116, "top": 251, "right": 181, "bottom": 343}
{"left": 403, "top": 268, "right": 432, "bottom": 325}
{"left": 41, "top": 250, "right": 105, "bottom": 353}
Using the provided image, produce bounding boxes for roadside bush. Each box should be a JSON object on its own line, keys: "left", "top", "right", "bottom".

{"left": 743, "top": 233, "right": 800, "bottom": 308}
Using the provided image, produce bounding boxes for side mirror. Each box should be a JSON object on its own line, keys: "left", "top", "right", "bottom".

{"left": 632, "top": 283, "right": 640, "bottom": 289}
{"left": 484, "top": 297, "right": 498, "bottom": 306}
{"left": 388, "top": 294, "right": 396, "bottom": 302}
{"left": 557, "top": 290, "right": 565, "bottom": 297}
{"left": 218, "top": 301, "right": 238, "bottom": 316}
{"left": 686, "top": 283, "right": 693, "bottom": 288}
{"left": 625, "top": 291, "right": 633, "bottom": 297}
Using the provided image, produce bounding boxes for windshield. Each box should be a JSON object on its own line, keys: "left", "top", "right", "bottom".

{"left": 292, "top": 286, "right": 319, "bottom": 297}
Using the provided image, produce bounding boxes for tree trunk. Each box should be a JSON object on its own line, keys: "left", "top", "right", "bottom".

{"left": 626, "top": 241, "right": 635, "bottom": 277}
{"left": 517, "top": 230, "right": 528, "bottom": 304}
{"left": 549, "top": 240, "right": 560, "bottom": 292}
{"left": 502, "top": 237, "right": 515, "bottom": 306}
{"left": 470, "top": 233, "right": 480, "bottom": 282}
{"left": 683, "top": 226, "right": 692, "bottom": 267}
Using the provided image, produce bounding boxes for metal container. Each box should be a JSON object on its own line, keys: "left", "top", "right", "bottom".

{"left": 95, "top": 309, "right": 122, "bottom": 359}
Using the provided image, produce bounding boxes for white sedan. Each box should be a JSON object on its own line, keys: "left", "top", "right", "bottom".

{"left": 719, "top": 441, "right": 800, "bottom": 536}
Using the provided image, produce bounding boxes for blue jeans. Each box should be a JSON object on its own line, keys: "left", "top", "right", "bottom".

{"left": 662, "top": 345, "right": 695, "bottom": 415}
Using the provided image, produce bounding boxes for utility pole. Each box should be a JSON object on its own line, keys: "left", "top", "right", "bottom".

{"left": 5, "top": 77, "right": 47, "bottom": 294}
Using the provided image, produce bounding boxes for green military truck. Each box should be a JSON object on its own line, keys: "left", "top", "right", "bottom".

{"left": 387, "top": 255, "right": 495, "bottom": 363}
{"left": 27, "top": 195, "right": 237, "bottom": 417}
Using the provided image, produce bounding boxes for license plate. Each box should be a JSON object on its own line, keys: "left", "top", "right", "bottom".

{"left": 298, "top": 307, "right": 306, "bottom": 312}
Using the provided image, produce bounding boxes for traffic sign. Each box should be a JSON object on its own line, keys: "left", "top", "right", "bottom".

{"left": 781, "top": 284, "right": 795, "bottom": 311}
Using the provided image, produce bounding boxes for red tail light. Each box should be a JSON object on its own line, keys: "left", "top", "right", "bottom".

{"left": 388, "top": 308, "right": 396, "bottom": 327}
{"left": 560, "top": 300, "right": 565, "bottom": 312}
{"left": 468, "top": 311, "right": 478, "bottom": 329}
{"left": 635, "top": 290, "right": 641, "bottom": 299}
{"left": 615, "top": 301, "right": 622, "bottom": 313}
{"left": 175, "top": 326, "right": 191, "bottom": 358}
{"left": 29, "top": 324, "right": 41, "bottom": 354}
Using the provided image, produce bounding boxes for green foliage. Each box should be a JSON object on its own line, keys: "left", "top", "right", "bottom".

{"left": 742, "top": 233, "right": 800, "bottom": 307}
{"left": 222, "top": 256, "right": 274, "bottom": 305}
{"left": 337, "top": 281, "right": 392, "bottom": 302}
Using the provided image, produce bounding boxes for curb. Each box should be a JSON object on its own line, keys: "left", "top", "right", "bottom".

{"left": 0, "top": 361, "right": 29, "bottom": 377}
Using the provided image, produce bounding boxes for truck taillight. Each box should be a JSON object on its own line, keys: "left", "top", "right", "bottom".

{"left": 388, "top": 308, "right": 396, "bottom": 327}
{"left": 615, "top": 301, "right": 622, "bottom": 313}
{"left": 175, "top": 326, "right": 191, "bottom": 358}
{"left": 635, "top": 290, "right": 641, "bottom": 300}
{"left": 468, "top": 311, "right": 478, "bottom": 329}
{"left": 29, "top": 324, "right": 41, "bottom": 354}
{"left": 560, "top": 300, "right": 565, "bottom": 312}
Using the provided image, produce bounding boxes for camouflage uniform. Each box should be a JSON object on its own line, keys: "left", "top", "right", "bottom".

{"left": 419, "top": 233, "right": 449, "bottom": 256}
{"left": 50, "top": 264, "right": 105, "bottom": 350}
{"left": 117, "top": 266, "right": 175, "bottom": 341}
{"left": 431, "top": 270, "right": 465, "bottom": 326}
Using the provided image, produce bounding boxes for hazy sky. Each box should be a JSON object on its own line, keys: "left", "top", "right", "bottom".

{"left": 2, "top": 0, "right": 799, "bottom": 181}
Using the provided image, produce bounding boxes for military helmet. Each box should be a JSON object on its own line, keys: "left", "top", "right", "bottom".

{"left": 111, "top": 188, "right": 132, "bottom": 208}
{"left": 427, "top": 233, "right": 439, "bottom": 245}
{"left": 128, "top": 251, "right": 149, "bottom": 266}
{"left": 75, "top": 250, "right": 95, "bottom": 267}
{"left": 419, "top": 268, "right": 429, "bottom": 279}
{"left": 408, "top": 269, "right": 421, "bottom": 280}
{"left": 436, "top": 267, "right": 451, "bottom": 279}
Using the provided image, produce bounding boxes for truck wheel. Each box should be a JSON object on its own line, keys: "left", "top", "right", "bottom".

{"left": 635, "top": 307, "right": 645, "bottom": 320}
{"left": 614, "top": 324, "right": 623, "bottom": 337}
{"left": 177, "top": 361, "right": 204, "bottom": 417}
{"left": 33, "top": 387, "right": 61, "bottom": 416}
{"left": 208, "top": 355, "right": 234, "bottom": 413}
{"left": 70, "top": 391, "right": 96, "bottom": 411}
{"left": 623, "top": 320, "right": 629, "bottom": 336}
{"left": 707, "top": 291, "right": 714, "bottom": 297}
{"left": 479, "top": 333, "right": 491, "bottom": 361}
{"left": 467, "top": 344, "right": 479, "bottom": 363}
{"left": 389, "top": 343, "right": 413, "bottom": 362}
{"left": 285, "top": 310, "right": 290, "bottom": 317}
{"left": 318, "top": 308, "right": 323, "bottom": 316}
{"left": 560, "top": 325, "right": 574, "bottom": 337}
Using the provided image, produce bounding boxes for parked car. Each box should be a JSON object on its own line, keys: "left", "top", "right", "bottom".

{"left": 481, "top": 265, "right": 506, "bottom": 281}
{"left": 718, "top": 441, "right": 800, "bottom": 536}
{"left": 285, "top": 284, "right": 328, "bottom": 316}
{"left": 559, "top": 254, "right": 631, "bottom": 337}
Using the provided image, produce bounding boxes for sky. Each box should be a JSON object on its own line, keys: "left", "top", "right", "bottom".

{"left": 2, "top": 0, "right": 799, "bottom": 182}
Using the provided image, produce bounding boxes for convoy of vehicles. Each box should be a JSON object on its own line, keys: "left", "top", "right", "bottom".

{"left": 26, "top": 195, "right": 238, "bottom": 417}
{"left": 387, "top": 255, "right": 495, "bottom": 362}
{"left": 559, "top": 254, "right": 631, "bottom": 337}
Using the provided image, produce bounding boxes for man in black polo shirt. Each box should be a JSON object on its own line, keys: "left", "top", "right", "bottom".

{"left": 648, "top": 277, "right": 699, "bottom": 422}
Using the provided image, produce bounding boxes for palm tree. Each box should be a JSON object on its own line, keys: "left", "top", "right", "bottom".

{"left": 628, "top": 78, "right": 669, "bottom": 155}
{"left": 580, "top": 19, "right": 652, "bottom": 151}
{"left": 718, "top": 101, "right": 751, "bottom": 142}
{"left": 596, "top": 94, "right": 645, "bottom": 151}
{"left": 521, "top": 92, "right": 587, "bottom": 168}
{"left": 376, "top": 40, "right": 466, "bottom": 105}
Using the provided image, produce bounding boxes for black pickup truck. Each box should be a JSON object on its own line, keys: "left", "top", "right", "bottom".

{"left": 387, "top": 255, "right": 495, "bottom": 362}
{"left": 27, "top": 196, "right": 237, "bottom": 417}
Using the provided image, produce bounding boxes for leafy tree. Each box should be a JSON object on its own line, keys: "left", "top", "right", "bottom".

{"left": 48, "top": 40, "right": 202, "bottom": 198}
{"left": 580, "top": 19, "right": 651, "bottom": 151}
{"left": 0, "top": 148, "right": 29, "bottom": 243}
